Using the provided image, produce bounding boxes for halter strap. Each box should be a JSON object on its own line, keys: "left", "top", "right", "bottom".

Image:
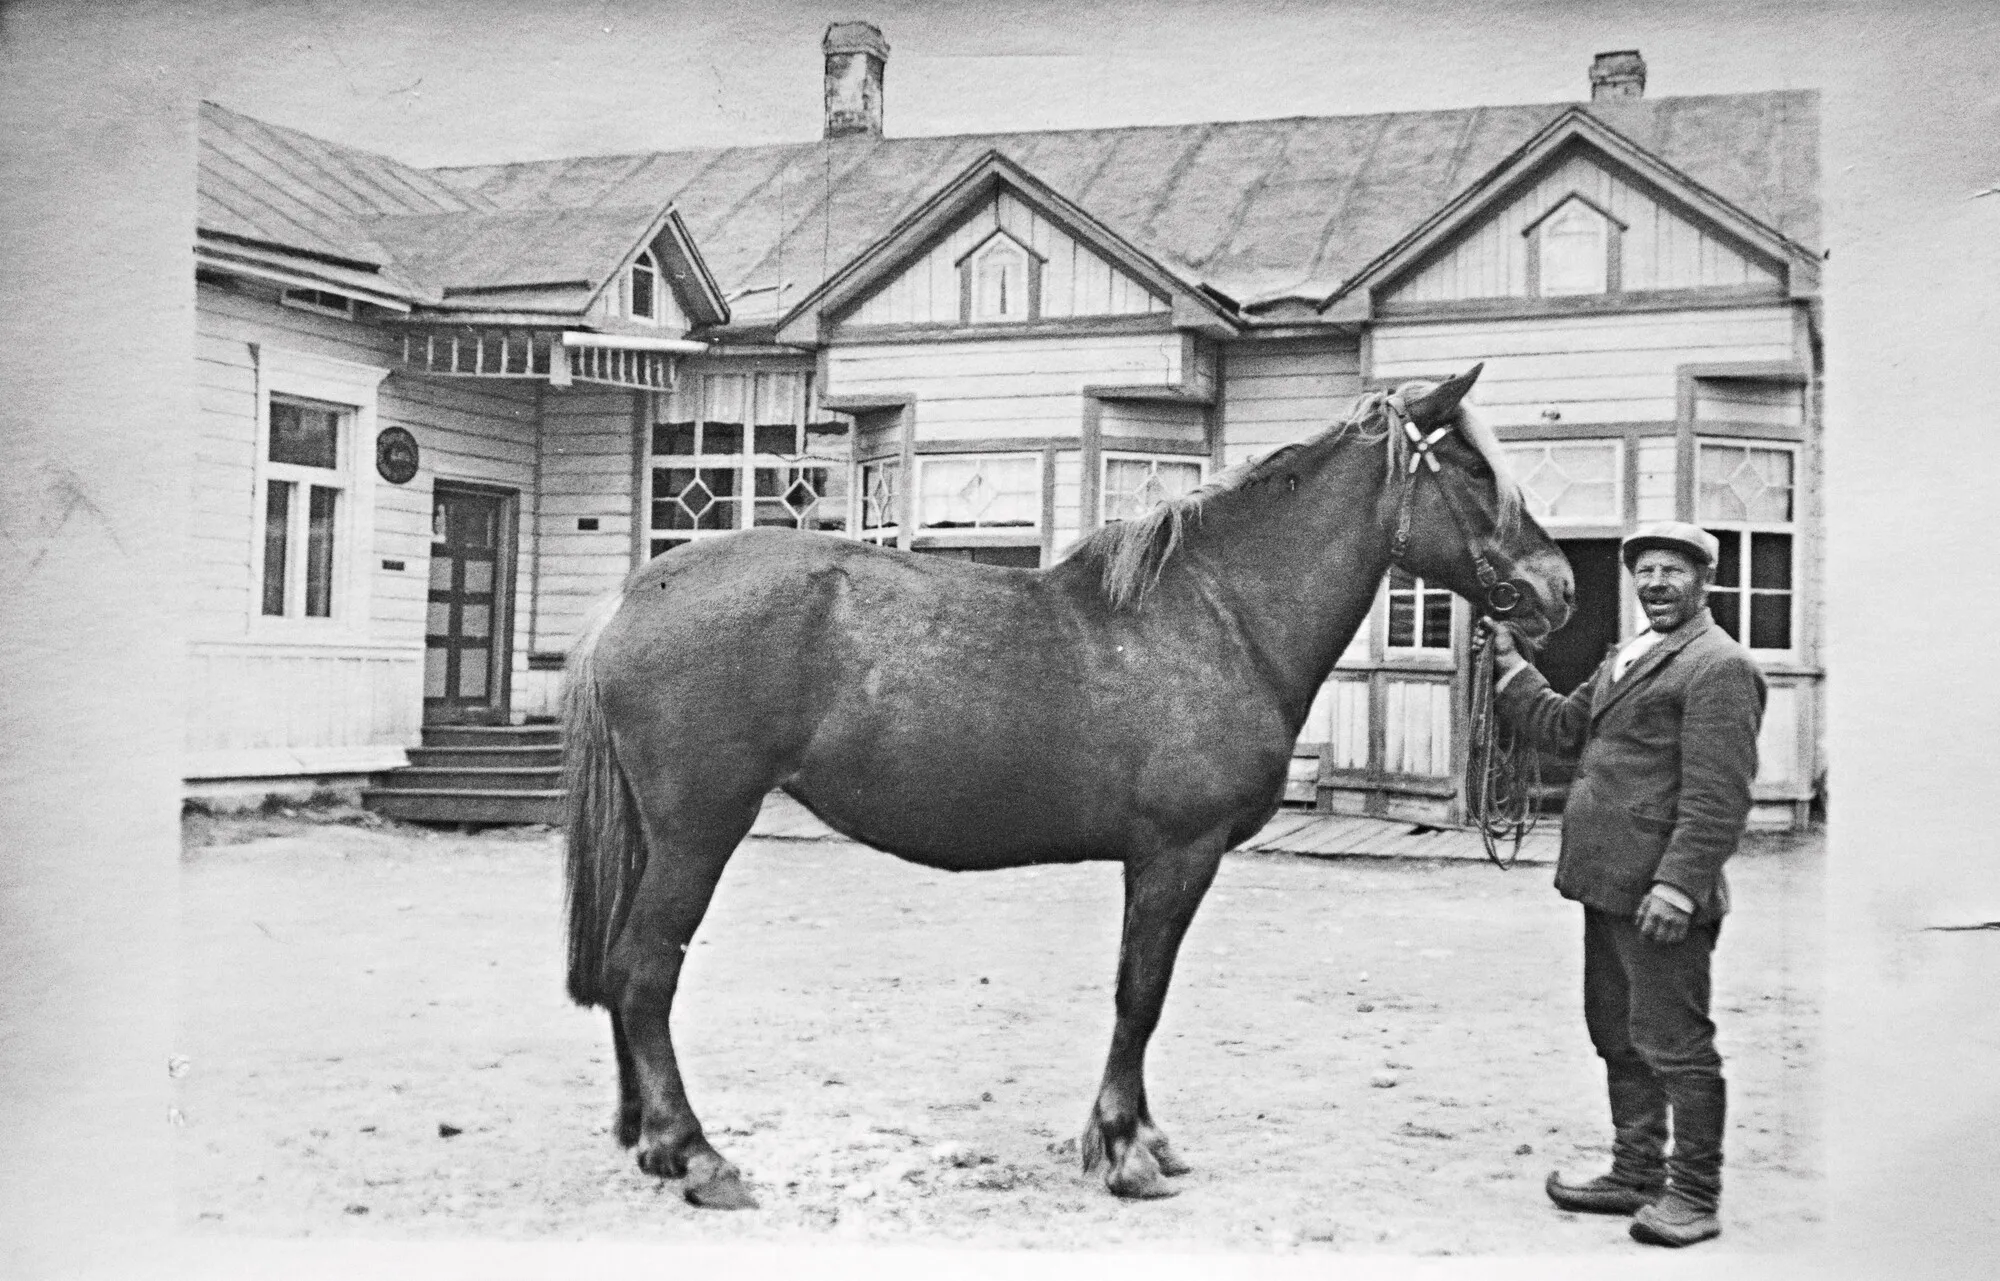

{"left": 1383, "top": 396, "right": 1520, "bottom": 617}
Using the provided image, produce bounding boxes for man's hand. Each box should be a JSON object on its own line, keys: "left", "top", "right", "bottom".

{"left": 1633, "top": 887, "right": 1693, "bottom": 944}
{"left": 1479, "top": 618, "right": 1529, "bottom": 680}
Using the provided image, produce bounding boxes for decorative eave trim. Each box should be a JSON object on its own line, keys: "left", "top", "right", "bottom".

{"left": 1325, "top": 107, "right": 1820, "bottom": 314}
{"left": 952, "top": 226, "right": 1048, "bottom": 268}
{"left": 776, "top": 149, "right": 1238, "bottom": 346}
{"left": 1520, "top": 189, "right": 1630, "bottom": 234}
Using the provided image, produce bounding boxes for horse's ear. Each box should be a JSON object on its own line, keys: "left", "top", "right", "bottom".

{"left": 1407, "top": 363, "right": 1483, "bottom": 425}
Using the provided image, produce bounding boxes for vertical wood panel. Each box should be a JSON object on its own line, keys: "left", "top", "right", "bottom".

{"left": 1756, "top": 684, "right": 1800, "bottom": 787}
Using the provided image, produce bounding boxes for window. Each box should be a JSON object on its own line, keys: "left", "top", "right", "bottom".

{"left": 1697, "top": 441, "right": 1795, "bottom": 651}
{"left": 629, "top": 250, "right": 661, "bottom": 323}
{"left": 859, "top": 459, "right": 901, "bottom": 547}
{"left": 916, "top": 454, "right": 1040, "bottom": 529}
{"left": 647, "top": 371, "right": 846, "bottom": 559}
{"left": 1537, "top": 200, "right": 1610, "bottom": 296}
{"left": 1101, "top": 454, "right": 1204, "bottom": 524}
{"left": 258, "top": 397, "right": 351, "bottom": 619}
{"left": 280, "top": 286, "right": 355, "bottom": 318}
{"left": 964, "top": 233, "right": 1037, "bottom": 323}
{"left": 1386, "top": 568, "right": 1453, "bottom": 651}
{"left": 1504, "top": 440, "right": 1622, "bottom": 524}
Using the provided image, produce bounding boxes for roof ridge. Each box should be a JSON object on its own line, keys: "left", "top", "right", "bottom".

{"left": 415, "top": 89, "right": 1817, "bottom": 184}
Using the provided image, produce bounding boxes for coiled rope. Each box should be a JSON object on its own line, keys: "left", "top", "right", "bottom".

{"left": 1466, "top": 624, "right": 1542, "bottom": 869}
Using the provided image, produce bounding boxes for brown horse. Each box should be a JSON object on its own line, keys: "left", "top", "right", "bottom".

{"left": 563, "top": 365, "right": 1573, "bottom": 1209}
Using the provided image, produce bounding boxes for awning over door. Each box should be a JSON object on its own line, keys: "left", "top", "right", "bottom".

{"left": 395, "top": 328, "right": 707, "bottom": 391}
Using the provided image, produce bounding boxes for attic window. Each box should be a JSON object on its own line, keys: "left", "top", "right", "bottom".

{"left": 281, "top": 287, "right": 355, "bottom": 319}
{"left": 964, "top": 233, "right": 1037, "bottom": 323}
{"left": 1536, "top": 200, "right": 1611, "bottom": 296}
{"left": 629, "top": 249, "right": 661, "bottom": 323}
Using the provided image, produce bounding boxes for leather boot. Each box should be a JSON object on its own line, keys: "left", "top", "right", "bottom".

{"left": 1545, "top": 1169, "right": 1662, "bottom": 1215}
{"left": 1631, "top": 1190, "right": 1721, "bottom": 1246}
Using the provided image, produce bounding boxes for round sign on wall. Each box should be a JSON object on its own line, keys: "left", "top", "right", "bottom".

{"left": 375, "top": 427, "right": 420, "bottom": 484}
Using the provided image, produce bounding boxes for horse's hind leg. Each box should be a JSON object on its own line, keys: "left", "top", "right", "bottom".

{"left": 604, "top": 788, "right": 763, "bottom": 1209}
{"left": 1082, "top": 835, "right": 1226, "bottom": 1199}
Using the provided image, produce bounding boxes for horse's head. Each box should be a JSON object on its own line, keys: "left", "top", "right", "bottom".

{"left": 1375, "top": 366, "right": 1573, "bottom": 644}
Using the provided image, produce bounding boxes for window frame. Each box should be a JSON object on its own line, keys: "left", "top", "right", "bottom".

{"left": 1693, "top": 437, "right": 1800, "bottom": 658}
{"left": 1383, "top": 567, "right": 1457, "bottom": 657}
{"left": 644, "top": 369, "right": 844, "bottom": 561}
{"left": 1503, "top": 437, "right": 1626, "bottom": 529}
{"left": 1098, "top": 451, "right": 1207, "bottom": 527}
{"left": 628, "top": 248, "right": 663, "bottom": 325}
{"left": 911, "top": 451, "right": 1044, "bottom": 540}
{"left": 248, "top": 347, "right": 387, "bottom": 640}
{"left": 1523, "top": 192, "right": 1624, "bottom": 299}
{"left": 279, "top": 286, "right": 357, "bottom": 319}
{"left": 957, "top": 230, "right": 1043, "bottom": 325}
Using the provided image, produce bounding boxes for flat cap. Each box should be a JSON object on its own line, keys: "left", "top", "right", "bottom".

{"left": 1621, "top": 521, "right": 1720, "bottom": 569}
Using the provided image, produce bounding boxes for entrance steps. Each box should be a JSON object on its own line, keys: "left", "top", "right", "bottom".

{"left": 362, "top": 724, "right": 564, "bottom": 825}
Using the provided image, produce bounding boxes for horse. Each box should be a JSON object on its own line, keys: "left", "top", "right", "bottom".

{"left": 562, "top": 364, "right": 1574, "bottom": 1209}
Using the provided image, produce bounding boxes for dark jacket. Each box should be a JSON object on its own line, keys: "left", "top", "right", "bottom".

{"left": 1496, "top": 610, "right": 1766, "bottom": 922}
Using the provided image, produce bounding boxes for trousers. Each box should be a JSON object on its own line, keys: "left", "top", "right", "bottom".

{"left": 1581, "top": 906, "right": 1726, "bottom": 1211}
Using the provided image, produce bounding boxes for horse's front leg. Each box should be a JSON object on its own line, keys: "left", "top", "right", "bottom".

{"left": 1082, "top": 833, "right": 1226, "bottom": 1198}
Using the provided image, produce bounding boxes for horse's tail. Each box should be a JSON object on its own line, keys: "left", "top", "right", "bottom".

{"left": 562, "top": 590, "right": 645, "bottom": 1009}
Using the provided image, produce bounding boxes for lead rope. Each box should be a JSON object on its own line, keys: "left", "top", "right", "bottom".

{"left": 1465, "top": 624, "right": 1542, "bottom": 869}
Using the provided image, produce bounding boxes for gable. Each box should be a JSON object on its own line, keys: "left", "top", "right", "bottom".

{"left": 1384, "top": 148, "right": 1785, "bottom": 306}
{"left": 840, "top": 189, "right": 1168, "bottom": 329}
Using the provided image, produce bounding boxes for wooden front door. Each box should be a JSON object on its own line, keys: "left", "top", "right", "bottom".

{"left": 424, "top": 483, "right": 516, "bottom": 725}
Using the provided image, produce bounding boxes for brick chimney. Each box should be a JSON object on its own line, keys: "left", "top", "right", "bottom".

{"left": 823, "top": 21, "right": 889, "bottom": 139}
{"left": 1589, "top": 50, "right": 1646, "bottom": 100}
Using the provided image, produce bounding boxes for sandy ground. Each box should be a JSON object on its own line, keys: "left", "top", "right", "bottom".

{"left": 175, "top": 806, "right": 1822, "bottom": 1254}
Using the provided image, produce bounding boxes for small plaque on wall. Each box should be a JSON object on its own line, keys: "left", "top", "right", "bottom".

{"left": 375, "top": 427, "right": 420, "bottom": 484}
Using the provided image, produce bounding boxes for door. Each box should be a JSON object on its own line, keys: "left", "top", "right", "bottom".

{"left": 424, "top": 483, "right": 517, "bottom": 725}
{"left": 1530, "top": 537, "right": 1622, "bottom": 801}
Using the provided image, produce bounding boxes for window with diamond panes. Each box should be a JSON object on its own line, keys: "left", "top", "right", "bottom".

{"left": 648, "top": 371, "right": 846, "bottom": 559}
{"left": 1697, "top": 442, "right": 1794, "bottom": 651}
{"left": 1101, "top": 455, "right": 1204, "bottom": 524}
{"left": 1386, "top": 568, "right": 1453, "bottom": 651}
{"left": 916, "top": 455, "right": 1040, "bottom": 530}
{"left": 859, "top": 459, "right": 901, "bottom": 546}
{"left": 1504, "top": 441, "right": 1621, "bottom": 524}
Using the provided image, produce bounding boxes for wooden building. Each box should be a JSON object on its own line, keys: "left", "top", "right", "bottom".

{"left": 188, "top": 32, "right": 1822, "bottom": 828}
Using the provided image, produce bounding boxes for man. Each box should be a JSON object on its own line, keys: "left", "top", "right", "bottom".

{"left": 1484, "top": 521, "right": 1766, "bottom": 1248}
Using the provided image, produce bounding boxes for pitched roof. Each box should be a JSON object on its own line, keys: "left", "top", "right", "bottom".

{"left": 198, "top": 102, "right": 726, "bottom": 326}
{"left": 198, "top": 101, "right": 491, "bottom": 299}
{"left": 430, "top": 89, "right": 1818, "bottom": 325}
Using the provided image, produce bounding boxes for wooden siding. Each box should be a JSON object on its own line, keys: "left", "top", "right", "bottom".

{"left": 1389, "top": 152, "right": 1783, "bottom": 303}
{"left": 826, "top": 333, "right": 1187, "bottom": 444}
{"left": 1694, "top": 377, "right": 1804, "bottom": 427}
{"left": 1100, "top": 400, "right": 1206, "bottom": 446}
{"left": 192, "top": 280, "right": 542, "bottom": 770}
{"left": 845, "top": 191, "right": 1166, "bottom": 328}
{"left": 1216, "top": 337, "right": 1363, "bottom": 467}
{"left": 534, "top": 386, "right": 638, "bottom": 650}
{"left": 185, "top": 641, "right": 421, "bottom": 777}
{"left": 1635, "top": 436, "right": 1677, "bottom": 522}
{"left": 1371, "top": 306, "right": 1798, "bottom": 428}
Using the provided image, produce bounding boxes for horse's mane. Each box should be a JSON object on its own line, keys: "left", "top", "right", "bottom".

{"left": 1075, "top": 382, "right": 1525, "bottom": 610}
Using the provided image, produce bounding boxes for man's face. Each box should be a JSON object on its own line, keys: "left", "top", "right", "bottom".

{"left": 1631, "top": 547, "right": 1707, "bottom": 633}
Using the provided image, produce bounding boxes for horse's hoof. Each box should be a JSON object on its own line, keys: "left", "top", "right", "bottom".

{"left": 1104, "top": 1142, "right": 1177, "bottom": 1199}
{"left": 615, "top": 1108, "right": 642, "bottom": 1149}
{"left": 680, "top": 1152, "right": 758, "bottom": 1210}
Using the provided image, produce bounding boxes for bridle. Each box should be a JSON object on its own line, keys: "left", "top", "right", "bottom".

{"left": 1380, "top": 394, "right": 1540, "bottom": 867}
{"left": 1382, "top": 395, "right": 1522, "bottom": 618}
